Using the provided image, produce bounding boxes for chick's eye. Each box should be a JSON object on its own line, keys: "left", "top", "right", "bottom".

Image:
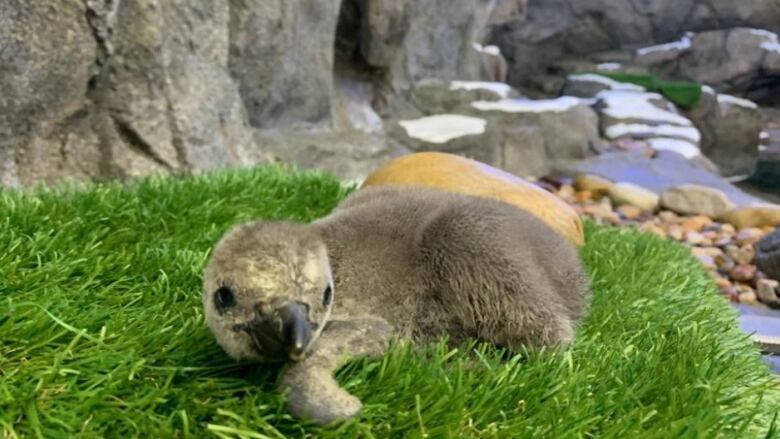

{"left": 215, "top": 286, "right": 236, "bottom": 310}
{"left": 322, "top": 284, "right": 333, "bottom": 306}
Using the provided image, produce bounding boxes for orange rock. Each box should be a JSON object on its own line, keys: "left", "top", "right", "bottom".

{"left": 680, "top": 215, "right": 713, "bottom": 233}
{"left": 640, "top": 221, "right": 666, "bottom": 237}
{"left": 658, "top": 210, "right": 679, "bottom": 224}
{"left": 361, "top": 152, "right": 585, "bottom": 246}
{"left": 574, "top": 174, "right": 613, "bottom": 197}
{"left": 557, "top": 184, "right": 575, "bottom": 201}
{"left": 583, "top": 204, "right": 621, "bottom": 225}
{"left": 617, "top": 205, "right": 641, "bottom": 220}
{"left": 667, "top": 224, "right": 684, "bottom": 241}
{"left": 720, "top": 204, "right": 780, "bottom": 229}
{"left": 738, "top": 289, "right": 758, "bottom": 305}
{"left": 575, "top": 190, "right": 593, "bottom": 203}
{"left": 714, "top": 277, "right": 732, "bottom": 289}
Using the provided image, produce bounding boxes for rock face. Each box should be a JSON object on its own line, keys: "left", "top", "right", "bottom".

{"left": 229, "top": 0, "right": 342, "bottom": 129}
{"left": 635, "top": 28, "right": 780, "bottom": 106}
{"left": 1, "top": 0, "right": 256, "bottom": 186}
{"left": 0, "top": 0, "right": 498, "bottom": 187}
{"left": 469, "top": 97, "right": 603, "bottom": 163}
{"left": 2, "top": 0, "right": 779, "bottom": 188}
{"left": 491, "top": 1, "right": 780, "bottom": 94}
{"left": 1, "top": 1, "right": 99, "bottom": 187}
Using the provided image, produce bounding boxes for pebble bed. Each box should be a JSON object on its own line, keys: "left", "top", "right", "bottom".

{"left": 535, "top": 175, "right": 780, "bottom": 310}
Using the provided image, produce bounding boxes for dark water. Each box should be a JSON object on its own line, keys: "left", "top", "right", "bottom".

{"left": 737, "top": 181, "right": 780, "bottom": 204}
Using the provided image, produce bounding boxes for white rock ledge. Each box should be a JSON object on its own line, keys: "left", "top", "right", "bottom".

{"left": 398, "top": 114, "right": 487, "bottom": 144}
{"left": 472, "top": 42, "right": 501, "bottom": 56}
{"left": 597, "top": 91, "right": 693, "bottom": 126}
{"left": 450, "top": 81, "right": 512, "bottom": 98}
{"left": 648, "top": 138, "right": 701, "bottom": 159}
{"left": 606, "top": 123, "right": 701, "bottom": 143}
{"left": 472, "top": 96, "right": 582, "bottom": 113}
{"left": 597, "top": 62, "right": 622, "bottom": 71}
{"left": 717, "top": 93, "right": 759, "bottom": 109}
{"left": 750, "top": 28, "right": 780, "bottom": 53}
{"left": 568, "top": 74, "right": 646, "bottom": 92}
{"left": 636, "top": 33, "right": 693, "bottom": 55}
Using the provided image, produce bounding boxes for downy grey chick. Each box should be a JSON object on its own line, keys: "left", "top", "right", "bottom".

{"left": 202, "top": 185, "right": 590, "bottom": 424}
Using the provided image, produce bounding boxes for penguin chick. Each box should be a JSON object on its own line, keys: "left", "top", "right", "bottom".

{"left": 202, "top": 223, "right": 335, "bottom": 362}
{"left": 202, "top": 186, "right": 590, "bottom": 424}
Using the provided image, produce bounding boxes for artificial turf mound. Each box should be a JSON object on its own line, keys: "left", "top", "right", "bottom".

{"left": 1, "top": 166, "right": 778, "bottom": 438}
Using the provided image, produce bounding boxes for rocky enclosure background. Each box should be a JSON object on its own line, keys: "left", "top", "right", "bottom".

{"left": 1, "top": 0, "right": 779, "bottom": 187}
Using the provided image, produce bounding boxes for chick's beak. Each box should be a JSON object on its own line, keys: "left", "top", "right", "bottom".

{"left": 277, "top": 302, "right": 311, "bottom": 361}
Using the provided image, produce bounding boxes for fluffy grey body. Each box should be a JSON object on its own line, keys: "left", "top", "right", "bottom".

{"left": 202, "top": 186, "right": 590, "bottom": 424}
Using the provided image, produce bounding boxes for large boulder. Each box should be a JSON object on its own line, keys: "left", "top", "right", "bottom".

{"left": 468, "top": 97, "right": 603, "bottom": 162}
{"left": 361, "top": 152, "right": 585, "bottom": 246}
{"left": 595, "top": 90, "right": 705, "bottom": 163}
{"left": 390, "top": 114, "right": 502, "bottom": 166}
{"left": 686, "top": 87, "right": 762, "bottom": 177}
{"left": 407, "top": 79, "right": 511, "bottom": 116}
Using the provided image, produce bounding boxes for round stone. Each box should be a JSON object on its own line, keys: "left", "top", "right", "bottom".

{"left": 574, "top": 174, "right": 613, "bottom": 197}
{"left": 608, "top": 182, "right": 659, "bottom": 212}
{"left": 721, "top": 204, "right": 780, "bottom": 229}
{"left": 756, "top": 279, "right": 780, "bottom": 306}
{"left": 738, "top": 289, "right": 758, "bottom": 305}
{"left": 730, "top": 264, "right": 758, "bottom": 282}
{"left": 617, "top": 204, "right": 641, "bottom": 220}
{"left": 756, "top": 228, "right": 780, "bottom": 281}
{"left": 681, "top": 216, "right": 713, "bottom": 233}
{"left": 659, "top": 184, "right": 734, "bottom": 218}
{"left": 735, "top": 228, "right": 765, "bottom": 246}
{"left": 725, "top": 244, "right": 755, "bottom": 265}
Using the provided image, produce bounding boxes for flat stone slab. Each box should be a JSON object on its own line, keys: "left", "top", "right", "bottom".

{"left": 735, "top": 305, "right": 780, "bottom": 372}
{"left": 554, "top": 151, "right": 766, "bottom": 207}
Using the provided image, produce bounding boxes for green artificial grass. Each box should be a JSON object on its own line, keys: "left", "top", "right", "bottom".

{"left": 1, "top": 166, "right": 779, "bottom": 438}
{"left": 595, "top": 72, "right": 703, "bottom": 109}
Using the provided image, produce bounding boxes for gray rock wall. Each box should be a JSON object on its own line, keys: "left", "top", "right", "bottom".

{"left": 0, "top": 0, "right": 487, "bottom": 187}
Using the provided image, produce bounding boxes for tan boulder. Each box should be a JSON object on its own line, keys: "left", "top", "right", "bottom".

{"left": 659, "top": 184, "right": 734, "bottom": 218}
{"left": 720, "top": 204, "right": 780, "bottom": 229}
{"left": 361, "top": 152, "right": 585, "bottom": 246}
{"left": 574, "top": 174, "right": 613, "bottom": 198}
{"left": 608, "top": 182, "right": 660, "bottom": 212}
